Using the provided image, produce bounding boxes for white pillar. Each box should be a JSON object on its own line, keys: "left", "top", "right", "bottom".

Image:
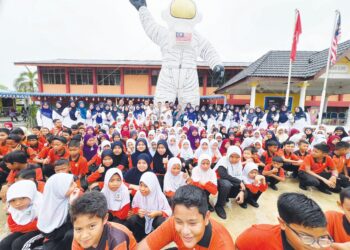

{"left": 323, "top": 95, "right": 329, "bottom": 113}
{"left": 249, "top": 82, "right": 258, "bottom": 108}
{"left": 298, "top": 81, "right": 309, "bottom": 110}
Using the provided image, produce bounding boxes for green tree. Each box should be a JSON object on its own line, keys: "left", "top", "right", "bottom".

{"left": 0, "top": 84, "right": 8, "bottom": 91}
{"left": 14, "top": 67, "right": 38, "bottom": 92}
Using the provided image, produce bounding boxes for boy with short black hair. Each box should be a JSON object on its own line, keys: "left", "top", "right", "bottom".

{"left": 332, "top": 141, "right": 350, "bottom": 188}
{"left": 137, "top": 185, "right": 234, "bottom": 250}
{"left": 70, "top": 191, "right": 136, "bottom": 250}
{"left": 62, "top": 129, "right": 72, "bottom": 143}
{"left": 260, "top": 140, "right": 279, "bottom": 166}
{"left": 236, "top": 192, "right": 333, "bottom": 249}
{"left": 262, "top": 156, "right": 286, "bottom": 191}
{"left": 0, "top": 128, "right": 10, "bottom": 159}
{"left": 6, "top": 134, "right": 36, "bottom": 162}
{"left": 326, "top": 187, "right": 350, "bottom": 249}
{"left": 298, "top": 143, "right": 340, "bottom": 194}
{"left": 26, "top": 134, "right": 44, "bottom": 154}
{"left": 294, "top": 139, "right": 310, "bottom": 160}
{"left": 43, "top": 136, "right": 69, "bottom": 177}
{"left": 278, "top": 140, "right": 303, "bottom": 178}
{"left": 54, "top": 159, "right": 71, "bottom": 174}
{"left": 68, "top": 140, "right": 88, "bottom": 178}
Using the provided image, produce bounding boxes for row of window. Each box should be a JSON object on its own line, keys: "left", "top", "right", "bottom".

{"left": 41, "top": 68, "right": 219, "bottom": 87}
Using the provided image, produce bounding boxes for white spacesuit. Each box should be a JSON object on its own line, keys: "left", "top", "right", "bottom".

{"left": 130, "top": 0, "right": 224, "bottom": 109}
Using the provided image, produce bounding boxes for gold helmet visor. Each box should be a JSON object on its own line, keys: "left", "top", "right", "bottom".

{"left": 170, "top": 0, "right": 196, "bottom": 19}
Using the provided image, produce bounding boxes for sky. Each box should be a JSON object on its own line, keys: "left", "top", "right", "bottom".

{"left": 0, "top": 0, "right": 349, "bottom": 89}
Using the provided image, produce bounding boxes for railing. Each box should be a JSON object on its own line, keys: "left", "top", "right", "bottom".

{"left": 320, "top": 112, "right": 347, "bottom": 125}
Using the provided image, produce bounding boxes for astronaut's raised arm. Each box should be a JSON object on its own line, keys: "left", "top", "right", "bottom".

{"left": 196, "top": 32, "right": 222, "bottom": 70}
{"left": 139, "top": 6, "right": 168, "bottom": 46}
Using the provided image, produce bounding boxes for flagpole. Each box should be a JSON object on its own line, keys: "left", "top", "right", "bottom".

{"left": 285, "top": 9, "right": 299, "bottom": 107}
{"left": 317, "top": 10, "right": 340, "bottom": 127}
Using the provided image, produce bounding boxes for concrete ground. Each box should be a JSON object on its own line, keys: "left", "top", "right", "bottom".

{"left": 0, "top": 178, "right": 340, "bottom": 243}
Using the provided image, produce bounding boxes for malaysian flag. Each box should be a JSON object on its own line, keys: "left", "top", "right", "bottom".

{"left": 330, "top": 12, "right": 341, "bottom": 65}
{"left": 176, "top": 32, "right": 192, "bottom": 43}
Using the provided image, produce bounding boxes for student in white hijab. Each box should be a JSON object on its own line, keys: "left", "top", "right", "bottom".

{"left": 126, "top": 138, "right": 136, "bottom": 155}
{"left": 0, "top": 180, "right": 44, "bottom": 250}
{"left": 37, "top": 173, "right": 79, "bottom": 250}
{"left": 194, "top": 139, "right": 211, "bottom": 161}
{"left": 276, "top": 126, "right": 289, "bottom": 145}
{"left": 167, "top": 135, "right": 180, "bottom": 157}
{"left": 101, "top": 168, "right": 130, "bottom": 223}
{"left": 126, "top": 172, "right": 172, "bottom": 242}
{"left": 163, "top": 157, "right": 188, "bottom": 199}
{"left": 209, "top": 139, "right": 222, "bottom": 163}
{"left": 190, "top": 154, "right": 217, "bottom": 212}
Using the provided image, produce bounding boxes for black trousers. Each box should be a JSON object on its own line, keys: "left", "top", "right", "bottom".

{"left": 156, "top": 174, "right": 164, "bottom": 191}
{"left": 42, "top": 229, "right": 73, "bottom": 250}
{"left": 216, "top": 179, "right": 246, "bottom": 207}
{"left": 0, "top": 231, "right": 43, "bottom": 250}
{"left": 125, "top": 215, "right": 165, "bottom": 242}
{"left": 266, "top": 176, "right": 280, "bottom": 187}
{"left": 108, "top": 212, "right": 126, "bottom": 225}
{"left": 244, "top": 189, "right": 263, "bottom": 204}
{"left": 283, "top": 163, "right": 299, "bottom": 178}
{"left": 298, "top": 171, "right": 341, "bottom": 192}
{"left": 338, "top": 174, "right": 350, "bottom": 188}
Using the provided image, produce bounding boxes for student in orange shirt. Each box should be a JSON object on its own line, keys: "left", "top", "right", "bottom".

{"left": 26, "top": 134, "right": 44, "bottom": 154}
{"left": 298, "top": 143, "right": 340, "bottom": 194}
{"left": 294, "top": 139, "right": 310, "bottom": 160}
{"left": 43, "top": 136, "right": 70, "bottom": 177}
{"left": 236, "top": 192, "right": 333, "bottom": 250}
{"left": 68, "top": 140, "right": 88, "bottom": 178}
{"left": 61, "top": 128, "right": 72, "bottom": 144}
{"left": 6, "top": 134, "right": 36, "bottom": 163}
{"left": 0, "top": 128, "right": 10, "bottom": 159}
{"left": 326, "top": 187, "right": 350, "bottom": 250}
{"left": 70, "top": 191, "right": 136, "bottom": 250}
{"left": 137, "top": 185, "right": 234, "bottom": 250}
{"left": 262, "top": 156, "right": 286, "bottom": 191}
{"left": 279, "top": 141, "right": 303, "bottom": 178}
{"left": 332, "top": 141, "right": 350, "bottom": 188}
{"left": 260, "top": 140, "right": 279, "bottom": 167}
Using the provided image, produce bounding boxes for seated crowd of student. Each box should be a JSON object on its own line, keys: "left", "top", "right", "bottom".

{"left": 0, "top": 103, "right": 350, "bottom": 249}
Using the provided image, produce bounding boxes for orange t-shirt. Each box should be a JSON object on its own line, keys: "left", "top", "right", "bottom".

{"left": 146, "top": 217, "right": 234, "bottom": 250}
{"left": 47, "top": 147, "right": 70, "bottom": 165}
{"left": 69, "top": 155, "right": 88, "bottom": 177}
{"left": 326, "top": 211, "right": 350, "bottom": 243}
{"left": 299, "top": 155, "right": 335, "bottom": 174}
{"left": 236, "top": 224, "right": 284, "bottom": 250}
{"left": 332, "top": 154, "right": 348, "bottom": 174}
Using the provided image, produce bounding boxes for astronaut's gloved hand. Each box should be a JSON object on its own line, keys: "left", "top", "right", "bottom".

{"left": 129, "top": 0, "right": 147, "bottom": 11}
{"left": 212, "top": 65, "right": 225, "bottom": 86}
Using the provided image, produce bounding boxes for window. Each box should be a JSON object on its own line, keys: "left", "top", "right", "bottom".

{"left": 42, "top": 68, "right": 65, "bottom": 84}
{"left": 151, "top": 70, "right": 159, "bottom": 86}
{"left": 69, "top": 68, "right": 93, "bottom": 85}
{"left": 198, "top": 71, "right": 205, "bottom": 87}
{"left": 97, "top": 69, "right": 120, "bottom": 85}
{"left": 124, "top": 69, "right": 149, "bottom": 75}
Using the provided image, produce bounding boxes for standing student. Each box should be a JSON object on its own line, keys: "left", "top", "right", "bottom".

{"left": 37, "top": 173, "right": 80, "bottom": 250}
{"left": 242, "top": 162, "right": 267, "bottom": 208}
{"left": 236, "top": 193, "right": 333, "bottom": 250}
{"left": 190, "top": 154, "right": 218, "bottom": 212}
{"left": 0, "top": 180, "right": 44, "bottom": 250}
{"left": 62, "top": 100, "right": 78, "bottom": 128}
{"left": 36, "top": 102, "right": 54, "bottom": 130}
{"left": 137, "top": 185, "right": 234, "bottom": 250}
{"left": 298, "top": 143, "right": 341, "bottom": 194}
{"left": 70, "top": 191, "right": 136, "bottom": 250}
{"left": 262, "top": 156, "right": 286, "bottom": 191}
{"left": 163, "top": 157, "right": 189, "bottom": 199}
{"left": 152, "top": 139, "right": 173, "bottom": 189}
{"left": 126, "top": 172, "right": 172, "bottom": 242}
{"left": 101, "top": 168, "right": 130, "bottom": 224}
{"left": 326, "top": 187, "right": 350, "bottom": 249}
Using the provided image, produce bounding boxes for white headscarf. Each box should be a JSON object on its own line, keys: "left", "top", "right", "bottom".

{"left": 179, "top": 139, "right": 194, "bottom": 161}
{"left": 214, "top": 146, "right": 243, "bottom": 180}
{"left": 101, "top": 168, "right": 130, "bottom": 211}
{"left": 126, "top": 139, "right": 136, "bottom": 153}
{"left": 253, "top": 139, "right": 264, "bottom": 156}
{"left": 149, "top": 139, "right": 158, "bottom": 157}
{"left": 240, "top": 137, "right": 255, "bottom": 150}
{"left": 167, "top": 135, "right": 180, "bottom": 157}
{"left": 99, "top": 140, "right": 111, "bottom": 155}
{"left": 7, "top": 180, "right": 43, "bottom": 225}
{"left": 37, "top": 173, "right": 74, "bottom": 234}
{"left": 209, "top": 139, "right": 222, "bottom": 159}
{"left": 276, "top": 127, "right": 289, "bottom": 144}
{"left": 242, "top": 162, "right": 258, "bottom": 185}
{"left": 132, "top": 172, "right": 172, "bottom": 234}
{"left": 164, "top": 157, "right": 186, "bottom": 193}
{"left": 194, "top": 139, "right": 211, "bottom": 159}
{"left": 192, "top": 154, "right": 217, "bottom": 185}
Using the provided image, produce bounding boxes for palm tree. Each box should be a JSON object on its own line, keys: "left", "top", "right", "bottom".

{"left": 14, "top": 67, "right": 38, "bottom": 92}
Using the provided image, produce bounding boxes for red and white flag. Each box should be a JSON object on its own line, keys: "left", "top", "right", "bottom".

{"left": 330, "top": 13, "right": 341, "bottom": 65}
{"left": 290, "top": 10, "right": 302, "bottom": 62}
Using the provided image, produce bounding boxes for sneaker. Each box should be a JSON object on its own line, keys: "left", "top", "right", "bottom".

{"left": 318, "top": 188, "right": 332, "bottom": 195}
{"left": 270, "top": 185, "right": 278, "bottom": 191}
{"left": 208, "top": 204, "right": 215, "bottom": 212}
{"left": 215, "top": 205, "right": 227, "bottom": 219}
{"left": 239, "top": 203, "right": 248, "bottom": 209}
{"left": 247, "top": 199, "right": 259, "bottom": 208}
{"left": 299, "top": 184, "right": 307, "bottom": 191}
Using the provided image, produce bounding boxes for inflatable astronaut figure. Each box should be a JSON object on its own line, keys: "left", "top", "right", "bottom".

{"left": 130, "top": 0, "right": 225, "bottom": 109}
